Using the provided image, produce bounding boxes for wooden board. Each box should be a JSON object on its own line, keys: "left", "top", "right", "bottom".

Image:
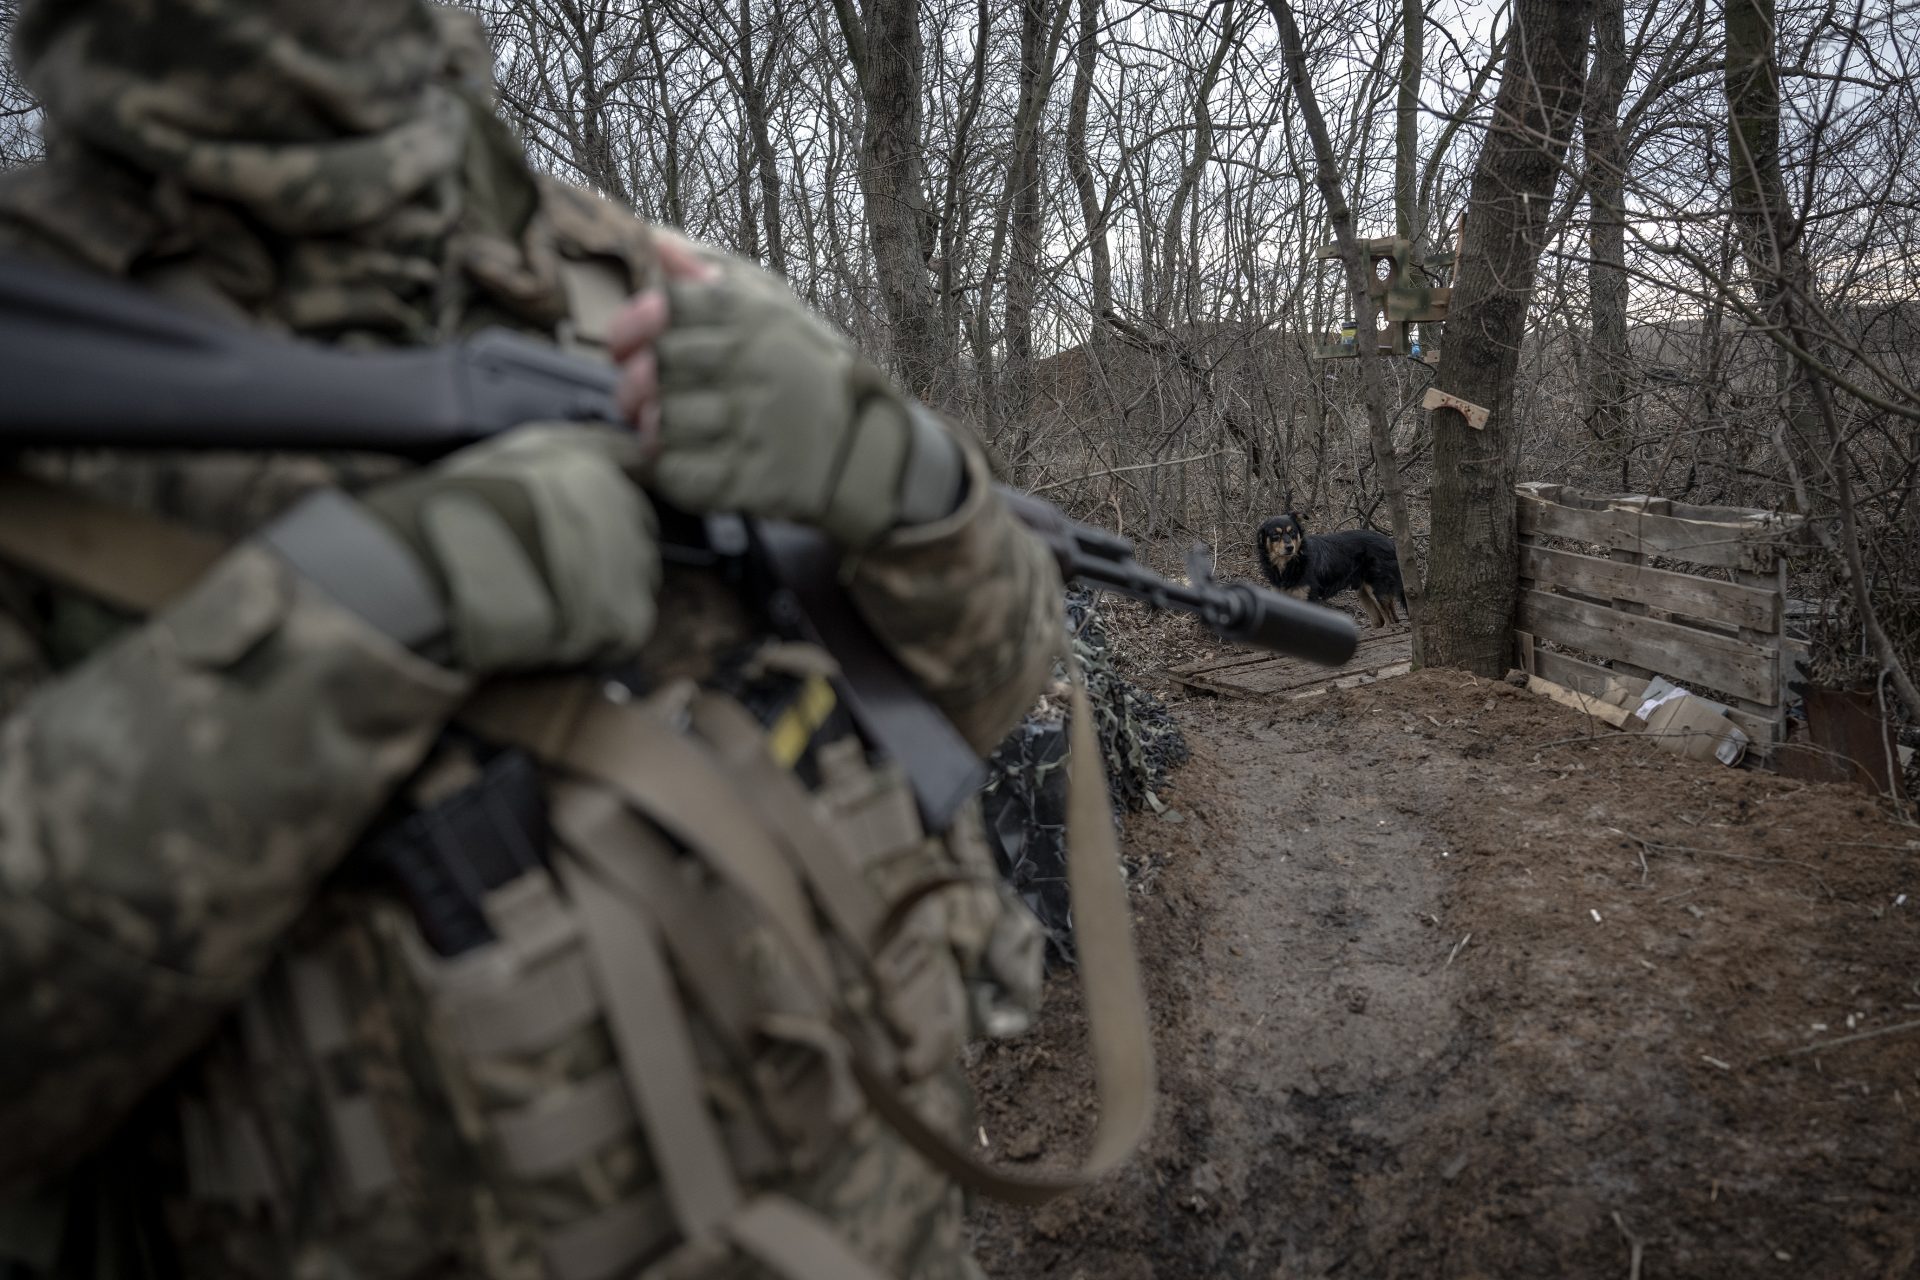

{"left": 1388, "top": 285, "right": 1451, "bottom": 322}
{"left": 1526, "top": 675, "right": 1631, "bottom": 727}
{"left": 1735, "top": 562, "right": 1792, "bottom": 743}
{"left": 1421, "top": 386, "right": 1489, "bottom": 429}
{"left": 1531, "top": 648, "right": 1618, "bottom": 701}
{"left": 1174, "top": 627, "right": 1409, "bottom": 680}
{"left": 1516, "top": 487, "right": 1787, "bottom": 572}
{"left": 1511, "top": 482, "right": 1795, "bottom": 749}
{"left": 1518, "top": 543, "right": 1779, "bottom": 632}
{"left": 1287, "top": 662, "right": 1414, "bottom": 701}
{"left": 1170, "top": 630, "right": 1412, "bottom": 699}
{"left": 1313, "top": 236, "right": 1403, "bottom": 260}
{"left": 1515, "top": 484, "right": 1803, "bottom": 528}
{"left": 1516, "top": 588, "right": 1777, "bottom": 704}
{"left": 1614, "top": 493, "right": 1809, "bottom": 540}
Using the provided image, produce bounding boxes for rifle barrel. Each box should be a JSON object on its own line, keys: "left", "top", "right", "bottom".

{"left": 1065, "top": 558, "right": 1356, "bottom": 666}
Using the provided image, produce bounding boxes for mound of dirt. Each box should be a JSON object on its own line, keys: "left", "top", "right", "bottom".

{"left": 966, "top": 668, "right": 1920, "bottom": 1279}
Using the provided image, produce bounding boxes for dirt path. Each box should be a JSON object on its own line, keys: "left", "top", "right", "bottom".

{"left": 967, "top": 669, "right": 1920, "bottom": 1279}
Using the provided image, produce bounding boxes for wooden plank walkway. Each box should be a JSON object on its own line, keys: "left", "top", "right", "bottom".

{"left": 1167, "top": 628, "right": 1413, "bottom": 699}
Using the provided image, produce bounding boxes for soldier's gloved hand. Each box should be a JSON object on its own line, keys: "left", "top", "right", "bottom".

{"left": 265, "top": 425, "right": 661, "bottom": 675}
{"left": 623, "top": 239, "right": 967, "bottom": 547}
{"left": 360, "top": 425, "right": 661, "bottom": 672}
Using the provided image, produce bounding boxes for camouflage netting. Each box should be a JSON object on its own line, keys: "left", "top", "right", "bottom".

{"left": 981, "top": 588, "right": 1190, "bottom": 965}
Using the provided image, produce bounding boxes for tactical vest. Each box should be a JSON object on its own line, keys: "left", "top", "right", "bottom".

{"left": 0, "top": 262, "right": 1153, "bottom": 1280}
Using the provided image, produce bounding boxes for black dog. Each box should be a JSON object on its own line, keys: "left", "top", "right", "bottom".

{"left": 1256, "top": 513, "right": 1407, "bottom": 629}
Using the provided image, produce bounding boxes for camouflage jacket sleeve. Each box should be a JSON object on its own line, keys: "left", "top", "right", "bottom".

{"left": 0, "top": 544, "right": 468, "bottom": 1188}
{"left": 847, "top": 439, "right": 1063, "bottom": 753}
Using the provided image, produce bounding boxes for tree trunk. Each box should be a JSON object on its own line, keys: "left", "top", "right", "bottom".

{"left": 936, "top": 0, "right": 993, "bottom": 381}
{"left": 1394, "top": 0, "right": 1422, "bottom": 241}
{"left": 1066, "top": 0, "right": 1114, "bottom": 343}
{"left": 638, "top": 4, "right": 684, "bottom": 226}
{"left": 1415, "top": 0, "right": 1591, "bottom": 676}
{"left": 1003, "top": 0, "right": 1071, "bottom": 433}
{"left": 735, "top": 130, "right": 760, "bottom": 259}
{"left": 1724, "top": 2, "right": 1920, "bottom": 723}
{"left": 737, "top": 0, "right": 788, "bottom": 275}
{"left": 556, "top": 6, "right": 633, "bottom": 209}
{"left": 1266, "top": 0, "right": 1423, "bottom": 623}
{"left": 1725, "top": 0, "right": 1824, "bottom": 507}
{"left": 572, "top": 79, "right": 632, "bottom": 208}
{"left": 1154, "top": 4, "right": 1235, "bottom": 328}
{"left": 833, "top": 0, "right": 945, "bottom": 399}
{"left": 1582, "top": 0, "right": 1630, "bottom": 474}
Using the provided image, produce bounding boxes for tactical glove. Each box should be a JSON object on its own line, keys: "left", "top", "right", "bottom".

{"left": 269, "top": 425, "right": 661, "bottom": 674}
{"left": 650, "top": 257, "right": 967, "bottom": 547}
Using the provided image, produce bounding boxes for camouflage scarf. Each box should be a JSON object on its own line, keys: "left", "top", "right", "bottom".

{"left": 0, "top": 0, "right": 583, "bottom": 342}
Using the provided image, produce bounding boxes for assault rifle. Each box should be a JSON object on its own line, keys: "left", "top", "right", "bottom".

{"left": 0, "top": 255, "right": 1357, "bottom": 822}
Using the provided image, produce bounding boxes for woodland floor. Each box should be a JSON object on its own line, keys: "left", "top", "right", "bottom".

{"left": 964, "top": 660, "right": 1920, "bottom": 1280}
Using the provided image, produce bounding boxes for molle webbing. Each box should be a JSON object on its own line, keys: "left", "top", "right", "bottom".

{"left": 465, "top": 669, "right": 1154, "bottom": 1209}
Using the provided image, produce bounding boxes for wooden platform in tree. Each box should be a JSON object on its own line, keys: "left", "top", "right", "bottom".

{"left": 1167, "top": 629, "right": 1413, "bottom": 699}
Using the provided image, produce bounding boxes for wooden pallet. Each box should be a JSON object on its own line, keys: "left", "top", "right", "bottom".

{"left": 1513, "top": 482, "right": 1806, "bottom": 750}
{"left": 1167, "top": 628, "right": 1413, "bottom": 699}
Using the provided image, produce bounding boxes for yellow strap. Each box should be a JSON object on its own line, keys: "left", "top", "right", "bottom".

{"left": 766, "top": 674, "right": 837, "bottom": 768}
{"left": 687, "top": 691, "right": 887, "bottom": 954}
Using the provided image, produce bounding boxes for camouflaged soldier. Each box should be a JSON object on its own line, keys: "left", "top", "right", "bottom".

{"left": 0, "top": 3, "right": 1066, "bottom": 1277}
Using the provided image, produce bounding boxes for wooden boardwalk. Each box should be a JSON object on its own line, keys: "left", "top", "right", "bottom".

{"left": 1167, "top": 628, "right": 1413, "bottom": 699}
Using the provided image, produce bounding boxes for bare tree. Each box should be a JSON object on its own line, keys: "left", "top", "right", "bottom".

{"left": 0, "top": 0, "right": 41, "bottom": 171}
{"left": 834, "top": 0, "right": 948, "bottom": 398}
{"left": 1065, "top": 0, "right": 1115, "bottom": 344}
{"left": 1417, "top": 0, "right": 1592, "bottom": 676}
{"left": 1581, "top": 0, "right": 1631, "bottom": 475}
{"left": 1719, "top": 0, "right": 1920, "bottom": 723}
{"left": 1266, "top": 0, "right": 1422, "bottom": 627}
{"left": 677, "top": 0, "right": 791, "bottom": 274}
{"left": 1393, "top": 0, "right": 1423, "bottom": 240}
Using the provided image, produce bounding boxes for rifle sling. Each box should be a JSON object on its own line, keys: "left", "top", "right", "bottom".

{"left": 0, "top": 468, "right": 1157, "bottom": 1207}
{"left": 0, "top": 470, "right": 224, "bottom": 612}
